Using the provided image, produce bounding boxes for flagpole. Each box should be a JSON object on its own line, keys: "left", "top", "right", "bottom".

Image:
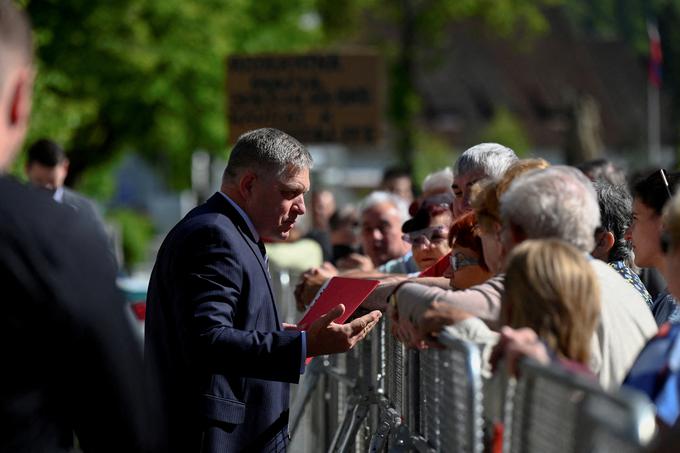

{"left": 647, "top": 20, "right": 662, "bottom": 166}
{"left": 648, "top": 78, "right": 661, "bottom": 166}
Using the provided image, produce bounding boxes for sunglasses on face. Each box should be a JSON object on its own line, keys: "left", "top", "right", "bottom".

{"left": 449, "top": 251, "right": 479, "bottom": 271}
{"left": 402, "top": 225, "right": 449, "bottom": 246}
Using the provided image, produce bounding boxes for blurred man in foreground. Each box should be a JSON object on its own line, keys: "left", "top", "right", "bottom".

{"left": 0, "top": 1, "right": 164, "bottom": 451}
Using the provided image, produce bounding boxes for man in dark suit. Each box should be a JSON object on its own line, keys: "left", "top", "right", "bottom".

{"left": 0, "top": 1, "right": 164, "bottom": 451}
{"left": 25, "top": 138, "right": 112, "bottom": 247}
{"left": 145, "top": 128, "right": 382, "bottom": 452}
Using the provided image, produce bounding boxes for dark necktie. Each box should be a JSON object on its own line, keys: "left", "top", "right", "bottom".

{"left": 257, "top": 240, "right": 269, "bottom": 271}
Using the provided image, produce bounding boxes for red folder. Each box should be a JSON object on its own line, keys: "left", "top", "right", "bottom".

{"left": 298, "top": 276, "right": 380, "bottom": 329}
{"left": 298, "top": 276, "right": 380, "bottom": 363}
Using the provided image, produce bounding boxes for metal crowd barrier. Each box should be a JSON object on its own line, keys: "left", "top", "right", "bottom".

{"left": 275, "top": 270, "right": 657, "bottom": 453}
{"left": 502, "top": 359, "right": 657, "bottom": 453}
{"left": 290, "top": 316, "right": 485, "bottom": 453}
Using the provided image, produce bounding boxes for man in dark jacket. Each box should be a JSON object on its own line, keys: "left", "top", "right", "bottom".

{"left": 145, "top": 128, "right": 381, "bottom": 452}
{"left": 0, "top": 1, "right": 164, "bottom": 451}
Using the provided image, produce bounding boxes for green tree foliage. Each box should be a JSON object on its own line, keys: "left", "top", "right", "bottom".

{"left": 479, "top": 106, "right": 530, "bottom": 157}
{"left": 412, "top": 130, "right": 456, "bottom": 188}
{"left": 107, "top": 208, "right": 154, "bottom": 272}
{"left": 21, "top": 0, "right": 557, "bottom": 193}
{"left": 316, "top": 0, "right": 557, "bottom": 173}
{"left": 23, "top": 0, "right": 323, "bottom": 189}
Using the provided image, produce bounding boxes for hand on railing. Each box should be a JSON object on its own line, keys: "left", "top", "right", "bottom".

{"left": 388, "top": 294, "right": 427, "bottom": 349}
{"left": 306, "top": 304, "right": 382, "bottom": 357}
{"left": 390, "top": 292, "right": 473, "bottom": 349}
{"left": 489, "top": 327, "right": 550, "bottom": 377}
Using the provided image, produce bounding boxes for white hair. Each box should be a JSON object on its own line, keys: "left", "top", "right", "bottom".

{"left": 454, "top": 143, "right": 518, "bottom": 179}
{"left": 359, "top": 191, "right": 410, "bottom": 224}
{"left": 421, "top": 167, "right": 453, "bottom": 194}
{"left": 500, "top": 166, "right": 601, "bottom": 252}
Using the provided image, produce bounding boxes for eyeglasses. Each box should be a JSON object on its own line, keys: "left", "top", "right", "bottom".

{"left": 449, "top": 251, "right": 479, "bottom": 271}
{"left": 402, "top": 225, "right": 449, "bottom": 246}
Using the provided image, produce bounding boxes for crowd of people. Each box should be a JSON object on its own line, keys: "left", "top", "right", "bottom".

{"left": 295, "top": 146, "right": 680, "bottom": 450}
{"left": 3, "top": 0, "right": 680, "bottom": 452}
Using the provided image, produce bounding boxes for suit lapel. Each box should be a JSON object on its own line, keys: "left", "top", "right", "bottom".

{"left": 205, "top": 193, "right": 280, "bottom": 325}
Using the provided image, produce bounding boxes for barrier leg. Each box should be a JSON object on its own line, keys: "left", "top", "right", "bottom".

{"left": 369, "top": 406, "right": 400, "bottom": 453}
{"left": 329, "top": 395, "right": 360, "bottom": 452}
{"left": 336, "top": 397, "right": 371, "bottom": 453}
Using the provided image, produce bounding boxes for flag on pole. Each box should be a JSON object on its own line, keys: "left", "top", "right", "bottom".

{"left": 648, "top": 21, "right": 663, "bottom": 88}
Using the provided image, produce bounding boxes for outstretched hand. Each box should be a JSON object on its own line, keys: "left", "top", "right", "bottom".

{"left": 305, "top": 304, "right": 382, "bottom": 357}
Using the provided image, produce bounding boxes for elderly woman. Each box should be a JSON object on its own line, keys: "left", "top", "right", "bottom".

{"left": 629, "top": 169, "right": 680, "bottom": 325}
{"left": 400, "top": 193, "right": 454, "bottom": 272}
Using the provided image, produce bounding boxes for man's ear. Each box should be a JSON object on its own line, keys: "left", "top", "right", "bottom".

{"left": 9, "top": 68, "right": 32, "bottom": 129}
{"left": 592, "top": 230, "right": 615, "bottom": 259}
{"left": 506, "top": 222, "right": 526, "bottom": 245}
{"left": 238, "top": 170, "right": 257, "bottom": 200}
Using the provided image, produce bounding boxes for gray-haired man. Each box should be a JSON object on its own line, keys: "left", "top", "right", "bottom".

{"left": 452, "top": 143, "right": 518, "bottom": 217}
{"left": 146, "top": 128, "right": 381, "bottom": 452}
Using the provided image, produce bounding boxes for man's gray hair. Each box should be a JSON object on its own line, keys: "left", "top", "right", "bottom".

{"left": 359, "top": 190, "right": 410, "bottom": 224}
{"left": 223, "top": 128, "right": 312, "bottom": 181}
{"left": 500, "top": 165, "right": 601, "bottom": 252}
{"left": 454, "top": 143, "right": 518, "bottom": 178}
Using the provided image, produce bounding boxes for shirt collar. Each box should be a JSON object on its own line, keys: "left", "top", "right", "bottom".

{"left": 53, "top": 186, "right": 64, "bottom": 203}
{"left": 218, "top": 191, "right": 259, "bottom": 242}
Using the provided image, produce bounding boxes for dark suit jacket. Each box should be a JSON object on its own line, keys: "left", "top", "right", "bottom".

{"left": 0, "top": 176, "right": 165, "bottom": 452}
{"left": 61, "top": 187, "right": 117, "bottom": 265}
{"left": 61, "top": 187, "right": 104, "bottom": 228}
{"left": 145, "top": 192, "right": 305, "bottom": 453}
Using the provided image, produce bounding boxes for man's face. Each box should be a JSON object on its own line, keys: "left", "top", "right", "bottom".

{"left": 25, "top": 161, "right": 68, "bottom": 191}
{"left": 247, "top": 167, "right": 310, "bottom": 241}
{"left": 384, "top": 176, "right": 413, "bottom": 203}
{"left": 452, "top": 169, "right": 486, "bottom": 217}
{"left": 360, "top": 201, "right": 410, "bottom": 266}
{"left": 312, "top": 190, "right": 336, "bottom": 227}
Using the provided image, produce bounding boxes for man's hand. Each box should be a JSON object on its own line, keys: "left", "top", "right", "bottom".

{"left": 306, "top": 304, "right": 382, "bottom": 357}
{"left": 336, "top": 253, "right": 375, "bottom": 272}
{"left": 489, "top": 327, "right": 550, "bottom": 377}
{"left": 294, "top": 263, "right": 339, "bottom": 311}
